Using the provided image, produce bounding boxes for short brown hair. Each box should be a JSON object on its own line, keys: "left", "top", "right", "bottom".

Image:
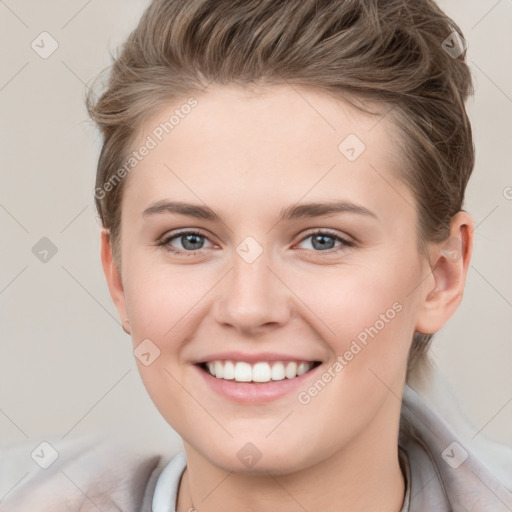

{"left": 86, "top": 0, "right": 474, "bottom": 375}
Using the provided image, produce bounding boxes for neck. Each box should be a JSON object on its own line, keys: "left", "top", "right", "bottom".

{"left": 177, "top": 397, "right": 406, "bottom": 512}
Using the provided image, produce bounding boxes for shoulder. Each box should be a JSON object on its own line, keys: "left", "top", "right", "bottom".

{"left": 400, "top": 384, "right": 512, "bottom": 512}
{"left": 0, "top": 432, "right": 176, "bottom": 512}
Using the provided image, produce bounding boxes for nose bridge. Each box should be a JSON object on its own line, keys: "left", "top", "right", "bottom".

{"left": 213, "top": 238, "right": 291, "bottom": 333}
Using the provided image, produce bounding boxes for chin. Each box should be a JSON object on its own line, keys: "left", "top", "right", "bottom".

{"left": 190, "top": 435, "right": 323, "bottom": 476}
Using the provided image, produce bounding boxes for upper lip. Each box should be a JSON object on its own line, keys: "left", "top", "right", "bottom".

{"left": 193, "top": 351, "right": 322, "bottom": 365}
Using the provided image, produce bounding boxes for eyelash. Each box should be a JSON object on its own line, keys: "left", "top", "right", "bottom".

{"left": 157, "top": 229, "right": 355, "bottom": 256}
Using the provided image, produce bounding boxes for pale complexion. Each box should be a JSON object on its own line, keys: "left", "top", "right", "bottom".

{"left": 101, "top": 84, "right": 473, "bottom": 512}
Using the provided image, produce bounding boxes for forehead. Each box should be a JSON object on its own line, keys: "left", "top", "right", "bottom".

{"left": 122, "top": 84, "right": 413, "bottom": 221}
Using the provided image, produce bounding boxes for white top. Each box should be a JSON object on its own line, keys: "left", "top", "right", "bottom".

{"left": 152, "top": 450, "right": 187, "bottom": 512}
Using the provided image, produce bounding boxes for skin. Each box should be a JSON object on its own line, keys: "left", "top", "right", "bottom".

{"left": 101, "top": 84, "right": 473, "bottom": 512}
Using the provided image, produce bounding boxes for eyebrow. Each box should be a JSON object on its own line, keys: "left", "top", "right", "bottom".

{"left": 143, "top": 199, "right": 378, "bottom": 222}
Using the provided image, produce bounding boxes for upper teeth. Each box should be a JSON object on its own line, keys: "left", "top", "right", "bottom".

{"left": 205, "top": 360, "right": 314, "bottom": 382}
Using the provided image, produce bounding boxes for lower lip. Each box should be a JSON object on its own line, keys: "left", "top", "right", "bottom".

{"left": 194, "top": 364, "right": 321, "bottom": 404}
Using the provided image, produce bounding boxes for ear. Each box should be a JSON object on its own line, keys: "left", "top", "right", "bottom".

{"left": 100, "top": 229, "right": 129, "bottom": 332}
{"left": 415, "top": 211, "right": 474, "bottom": 335}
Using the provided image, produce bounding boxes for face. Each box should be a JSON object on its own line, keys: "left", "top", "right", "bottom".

{"left": 103, "top": 84, "right": 445, "bottom": 474}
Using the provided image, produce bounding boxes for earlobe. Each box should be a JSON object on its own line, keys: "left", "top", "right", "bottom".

{"left": 100, "top": 229, "right": 129, "bottom": 331}
{"left": 415, "top": 212, "right": 474, "bottom": 335}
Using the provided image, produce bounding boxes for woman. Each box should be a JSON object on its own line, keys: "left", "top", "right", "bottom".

{"left": 2, "top": 0, "right": 511, "bottom": 510}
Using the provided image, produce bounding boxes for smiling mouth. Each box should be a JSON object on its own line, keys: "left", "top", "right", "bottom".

{"left": 198, "top": 360, "right": 322, "bottom": 383}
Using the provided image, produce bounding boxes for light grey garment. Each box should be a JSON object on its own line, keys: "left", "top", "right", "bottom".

{"left": 398, "top": 385, "right": 512, "bottom": 511}
{"left": 1, "top": 384, "right": 511, "bottom": 511}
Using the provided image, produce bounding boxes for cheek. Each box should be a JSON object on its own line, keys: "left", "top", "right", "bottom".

{"left": 289, "top": 257, "right": 416, "bottom": 347}
{"left": 123, "top": 256, "right": 215, "bottom": 339}
{"left": 135, "top": 362, "right": 206, "bottom": 446}
{"left": 308, "top": 254, "right": 420, "bottom": 388}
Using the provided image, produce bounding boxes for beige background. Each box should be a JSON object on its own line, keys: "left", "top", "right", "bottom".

{"left": 1, "top": 0, "right": 511, "bottom": 463}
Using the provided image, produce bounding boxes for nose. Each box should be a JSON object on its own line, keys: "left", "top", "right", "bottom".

{"left": 212, "top": 248, "right": 292, "bottom": 336}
